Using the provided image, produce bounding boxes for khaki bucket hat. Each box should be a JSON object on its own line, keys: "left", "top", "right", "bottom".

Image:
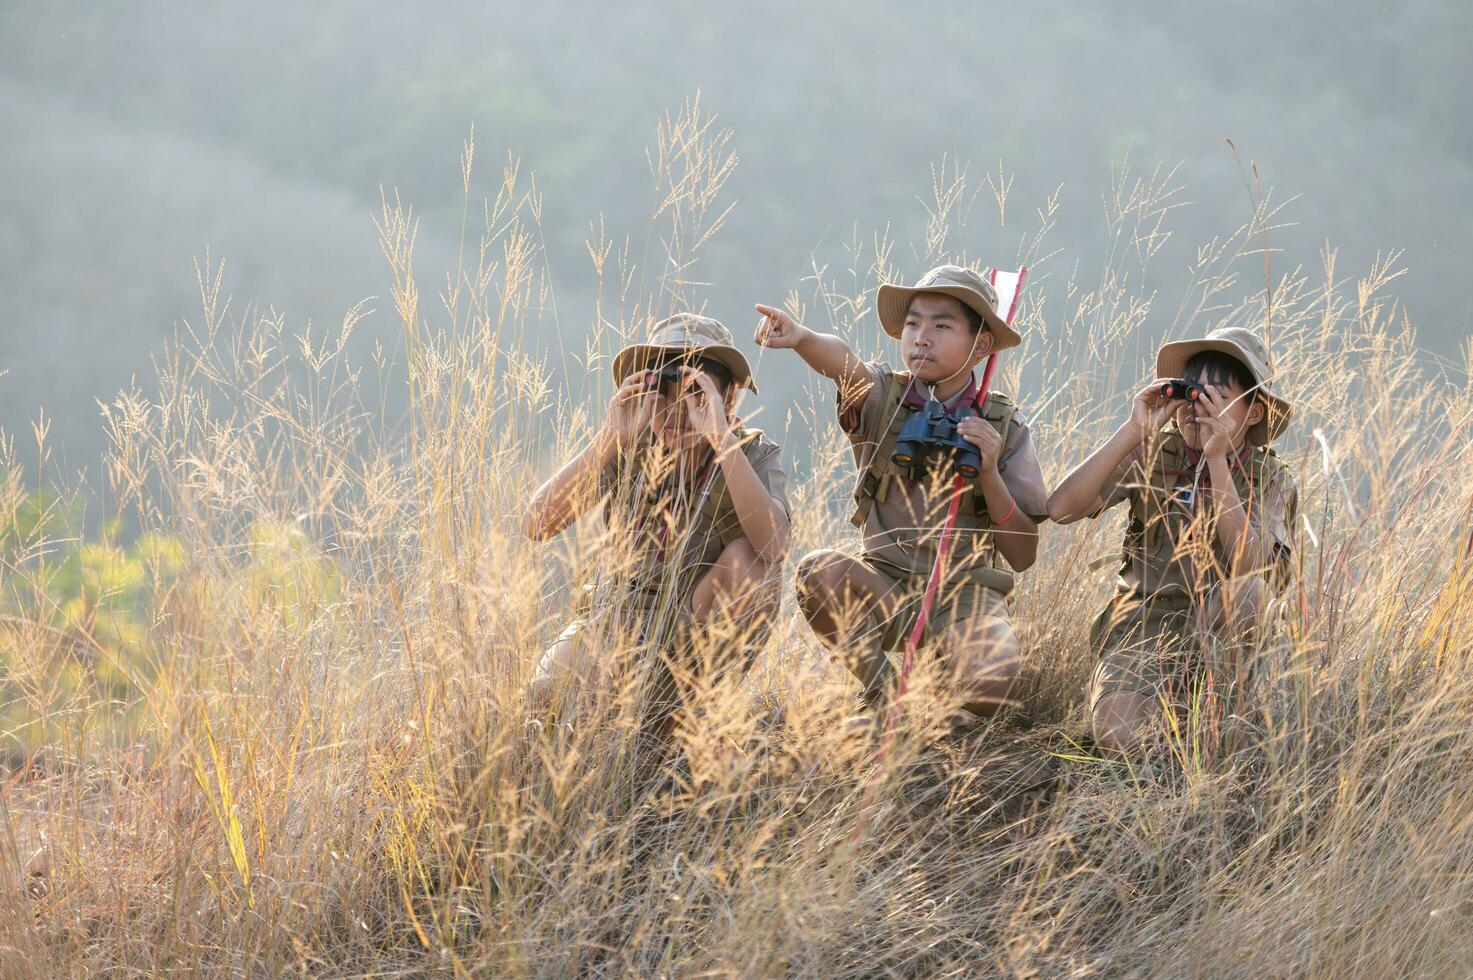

{"left": 611, "top": 313, "right": 758, "bottom": 393}
{"left": 1156, "top": 326, "right": 1292, "bottom": 444}
{"left": 876, "top": 264, "right": 1022, "bottom": 351}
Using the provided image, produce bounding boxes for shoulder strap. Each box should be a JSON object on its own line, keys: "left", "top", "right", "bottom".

{"left": 698, "top": 469, "right": 743, "bottom": 547}
{"left": 1246, "top": 445, "right": 1297, "bottom": 588}
{"left": 964, "top": 391, "right": 1018, "bottom": 520}
{"left": 1263, "top": 447, "right": 1295, "bottom": 521}
{"left": 1234, "top": 444, "right": 1295, "bottom": 522}
{"left": 1138, "top": 430, "right": 1188, "bottom": 552}
{"left": 849, "top": 372, "right": 916, "bottom": 529}
{"left": 978, "top": 391, "right": 1016, "bottom": 443}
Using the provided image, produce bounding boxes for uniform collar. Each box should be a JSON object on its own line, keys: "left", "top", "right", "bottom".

{"left": 901, "top": 372, "right": 979, "bottom": 410}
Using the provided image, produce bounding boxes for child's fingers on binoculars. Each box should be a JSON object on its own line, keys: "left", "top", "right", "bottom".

{"left": 681, "top": 366, "right": 719, "bottom": 397}
{"left": 612, "top": 374, "right": 648, "bottom": 401}
{"left": 1197, "top": 386, "right": 1229, "bottom": 415}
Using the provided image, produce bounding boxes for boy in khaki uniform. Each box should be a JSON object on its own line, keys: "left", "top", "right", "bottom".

{"left": 755, "top": 265, "right": 1049, "bottom": 727}
{"left": 1048, "top": 326, "right": 1297, "bottom": 752}
{"left": 523, "top": 314, "right": 791, "bottom": 736}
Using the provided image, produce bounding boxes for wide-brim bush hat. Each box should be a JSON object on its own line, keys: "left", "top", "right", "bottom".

{"left": 612, "top": 313, "right": 757, "bottom": 393}
{"left": 876, "top": 264, "right": 1021, "bottom": 351}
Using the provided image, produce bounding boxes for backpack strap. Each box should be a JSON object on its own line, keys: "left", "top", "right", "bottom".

{"left": 1234, "top": 444, "right": 1286, "bottom": 500}
{"left": 964, "top": 391, "right": 1017, "bottom": 520}
{"left": 1155, "top": 429, "right": 1191, "bottom": 475}
{"left": 698, "top": 470, "right": 743, "bottom": 547}
{"left": 849, "top": 373, "right": 917, "bottom": 529}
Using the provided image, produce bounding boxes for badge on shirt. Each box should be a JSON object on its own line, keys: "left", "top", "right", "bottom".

{"left": 1172, "top": 482, "right": 1196, "bottom": 511}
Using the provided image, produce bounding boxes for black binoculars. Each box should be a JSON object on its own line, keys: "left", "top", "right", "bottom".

{"left": 644, "top": 365, "right": 689, "bottom": 400}
{"left": 890, "top": 398, "right": 982, "bottom": 479}
{"left": 640, "top": 356, "right": 732, "bottom": 401}
{"left": 1159, "top": 378, "right": 1206, "bottom": 402}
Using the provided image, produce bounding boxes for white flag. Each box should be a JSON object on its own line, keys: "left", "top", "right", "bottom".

{"left": 988, "top": 267, "right": 1028, "bottom": 326}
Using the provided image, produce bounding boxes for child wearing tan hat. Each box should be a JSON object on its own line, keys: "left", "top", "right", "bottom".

{"left": 755, "top": 265, "right": 1049, "bottom": 731}
{"left": 523, "top": 313, "right": 791, "bottom": 741}
{"left": 1048, "top": 326, "right": 1297, "bottom": 752}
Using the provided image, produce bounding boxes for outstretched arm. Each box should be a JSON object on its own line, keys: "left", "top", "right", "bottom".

{"left": 754, "top": 304, "right": 874, "bottom": 407}
{"left": 1048, "top": 380, "right": 1176, "bottom": 523}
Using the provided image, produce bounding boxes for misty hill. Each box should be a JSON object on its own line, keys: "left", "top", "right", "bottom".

{"left": 3, "top": 1, "right": 1469, "bottom": 477}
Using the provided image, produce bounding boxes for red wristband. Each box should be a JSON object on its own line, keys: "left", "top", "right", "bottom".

{"left": 995, "top": 499, "right": 1018, "bottom": 526}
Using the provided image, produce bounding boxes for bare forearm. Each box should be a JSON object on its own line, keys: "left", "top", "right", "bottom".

{"left": 716, "top": 435, "right": 789, "bottom": 563}
{"left": 979, "top": 470, "right": 1038, "bottom": 571}
{"left": 523, "top": 431, "right": 615, "bottom": 540}
{"left": 1048, "top": 422, "right": 1140, "bottom": 523}
{"left": 1207, "top": 456, "right": 1271, "bottom": 574}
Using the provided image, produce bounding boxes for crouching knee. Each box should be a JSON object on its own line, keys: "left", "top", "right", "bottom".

{"left": 717, "top": 537, "right": 775, "bottom": 588}
{"left": 1209, "top": 574, "right": 1273, "bottom": 635}
{"left": 693, "top": 538, "right": 780, "bottom": 626}
{"left": 948, "top": 616, "right": 1022, "bottom": 718}
{"left": 1091, "top": 691, "right": 1150, "bottom": 753}
{"left": 526, "top": 638, "right": 586, "bottom": 715}
{"left": 794, "top": 548, "right": 847, "bottom": 609}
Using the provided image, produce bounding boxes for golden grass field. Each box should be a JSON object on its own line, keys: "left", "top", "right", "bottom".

{"left": 4, "top": 102, "right": 1473, "bottom": 976}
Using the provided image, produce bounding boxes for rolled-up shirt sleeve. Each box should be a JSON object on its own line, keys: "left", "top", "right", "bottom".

{"left": 837, "top": 361, "right": 890, "bottom": 436}
{"left": 1089, "top": 444, "right": 1143, "bottom": 517}
{"left": 1249, "top": 464, "right": 1298, "bottom": 586}
{"left": 746, "top": 437, "right": 791, "bottom": 517}
{"left": 997, "top": 415, "right": 1050, "bottom": 522}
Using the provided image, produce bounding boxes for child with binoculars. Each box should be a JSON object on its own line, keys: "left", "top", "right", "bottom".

{"left": 1048, "top": 327, "right": 1297, "bottom": 752}
{"left": 522, "top": 313, "right": 791, "bottom": 744}
{"left": 756, "top": 265, "right": 1049, "bottom": 733}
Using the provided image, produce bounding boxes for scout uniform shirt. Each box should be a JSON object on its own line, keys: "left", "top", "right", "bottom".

{"left": 1092, "top": 433, "right": 1297, "bottom": 609}
{"left": 839, "top": 362, "right": 1049, "bottom": 594}
{"left": 598, "top": 426, "right": 789, "bottom": 608}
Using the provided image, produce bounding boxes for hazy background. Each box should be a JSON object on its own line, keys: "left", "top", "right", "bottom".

{"left": 3, "top": 1, "right": 1470, "bottom": 483}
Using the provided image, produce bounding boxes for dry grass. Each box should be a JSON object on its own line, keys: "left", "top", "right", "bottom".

{"left": 3, "top": 100, "right": 1473, "bottom": 977}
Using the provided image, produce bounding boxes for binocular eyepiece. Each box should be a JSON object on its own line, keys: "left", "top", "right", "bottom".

{"left": 1159, "top": 378, "right": 1206, "bottom": 402}
{"left": 890, "top": 398, "right": 982, "bottom": 479}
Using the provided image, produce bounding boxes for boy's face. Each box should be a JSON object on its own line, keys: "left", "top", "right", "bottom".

{"left": 1173, "top": 370, "right": 1262, "bottom": 452}
{"left": 900, "top": 293, "right": 992, "bottom": 385}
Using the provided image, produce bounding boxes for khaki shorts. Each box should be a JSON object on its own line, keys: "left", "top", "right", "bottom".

{"left": 1088, "top": 595, "right": 1208, "bottom": 706}
{"left": 537, "top": 586, "right": 772, "bottom": 723}
{"left": 863, "top": 555, "right": 1012, "bottom": 653}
